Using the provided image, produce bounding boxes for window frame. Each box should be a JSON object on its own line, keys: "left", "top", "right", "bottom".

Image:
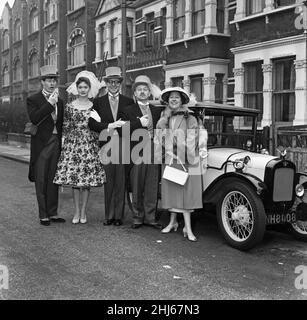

{"left": 192, "top": 0, "right": 206, "bottom": 36}
{"left": 243, "top": 60, "right": 264, "bottom": 123}
{"left": 173, "top": 0, "right": 186, "bottom": 41}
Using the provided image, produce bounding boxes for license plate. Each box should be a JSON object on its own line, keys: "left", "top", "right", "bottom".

{"left": 266, "top": 213, "right": 296, "bottom": 225}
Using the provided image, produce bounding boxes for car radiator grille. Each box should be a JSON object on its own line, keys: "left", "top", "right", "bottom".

{"left": 273, "top": 168, "right": 294, "bottom": 202}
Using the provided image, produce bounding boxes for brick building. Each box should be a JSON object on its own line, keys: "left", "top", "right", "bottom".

{"left": 230, "top": 0, "right": 306, "bottom": 127}
{"left": 2, "top": 0, "right": 307, "bottom": 134}
{"left": 94, "top": 0, "right": 232, "bottom": 102}
{"left": 0, "top": 0, "right": 98, "bottom": 133}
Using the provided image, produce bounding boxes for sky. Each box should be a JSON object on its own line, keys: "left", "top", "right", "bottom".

{"left": 0, "top": 0, "right": 15, "bottom": 17}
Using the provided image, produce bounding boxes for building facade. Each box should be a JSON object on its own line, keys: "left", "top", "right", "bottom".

{"left": 0, "top": 0, "right": 98, "bottom": 133}
{"left": 2, "top": 0, "right": 307, "bottom": 134}
{"left": 230, "top": 0, "right": 306, "bottom": 127}
{"left": 94, "top": 0, "right": 232, "bottom": 102}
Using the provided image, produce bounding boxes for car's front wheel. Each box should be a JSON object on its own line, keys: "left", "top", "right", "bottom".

{"left": 216, "top": 180, "right": 266, "bottom": 251}
{"left": 290, "top": 220, "right": 307, "bottom": 242}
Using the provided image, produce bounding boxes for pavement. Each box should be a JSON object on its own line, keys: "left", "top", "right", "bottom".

{"left": 1, "top": 142, "right": 307, "bottom": 300}
{"left": 0, "top": 143, "right": 30, "bottom": 164}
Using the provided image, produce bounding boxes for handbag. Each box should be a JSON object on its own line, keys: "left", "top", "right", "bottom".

{"left": 162, "top": 156, "right": 189, "bottom": 186}
{"left": 24, "top": 115, "right": 49, "bottom": 136}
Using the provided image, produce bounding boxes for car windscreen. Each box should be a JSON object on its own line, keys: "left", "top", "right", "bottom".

{"left": 204, "top": 115, "right": 256, "bottom": 150}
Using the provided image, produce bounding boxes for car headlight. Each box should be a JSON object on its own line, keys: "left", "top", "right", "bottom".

{"left": 296, "top": 184, "right": 305, "bottom": 197}
{"left": 233, "top": 161, "right": 245, "bottom": 171}
{"left": 260, "top": 149, "right": 269, "bottom": 155}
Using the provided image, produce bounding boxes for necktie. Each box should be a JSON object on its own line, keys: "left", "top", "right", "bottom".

{"left": 109, "top": 95, "right": 118, "bottom": 121}
{"left": 139, "top": 103, "right": 153, "bottom": 138}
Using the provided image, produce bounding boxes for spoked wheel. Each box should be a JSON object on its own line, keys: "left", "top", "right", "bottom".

{"left": 290, "top": 220, "right": 307, "bottom": 242}
{"left": 216, "top": 180, "right": 266, "bottom": 251}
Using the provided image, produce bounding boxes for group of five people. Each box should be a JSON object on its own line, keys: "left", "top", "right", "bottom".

{"left": 26, "top": 65, "right": 208, "bottom": 242}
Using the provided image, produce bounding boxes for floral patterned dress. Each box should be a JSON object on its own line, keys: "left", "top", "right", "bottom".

{"left": 53, "top": 103, "right": 106, "bottom": 187}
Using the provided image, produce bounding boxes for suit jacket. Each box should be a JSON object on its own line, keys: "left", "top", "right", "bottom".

{"left": 88, "top": 93, "right": 134, "bottom": 148}
{"left": 119, "top": 102, "right": 163, "bottom": 166}
{"left": 26, "top": 91, "right": 64, "bottom": 182}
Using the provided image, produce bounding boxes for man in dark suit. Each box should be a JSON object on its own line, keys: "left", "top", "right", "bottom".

{"left": 88, "top": 66, "right": 134, "bottom": 227}
{"left": 119, "top": 75, "right": 163, "bottom": 230}
{"left": 26, "top": 65, "right": 65, "bottom": 226}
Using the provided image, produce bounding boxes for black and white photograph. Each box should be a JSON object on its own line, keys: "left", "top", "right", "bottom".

{"left": 0, "top": 0, "right": 307, "bottom": 305}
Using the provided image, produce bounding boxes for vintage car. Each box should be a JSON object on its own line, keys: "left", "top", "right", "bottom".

{"left": 127, "top": 102, "right": 307, "bottom": 251}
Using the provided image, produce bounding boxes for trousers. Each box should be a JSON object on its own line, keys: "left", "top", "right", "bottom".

{"left": 130, "top": 163, "right": 159, "bottom": 225}
{"left": 104, "top": 163, "right": 126, "bottom": 220}
{"left": 34, "top": 135, "right": 60, "bottom": 219}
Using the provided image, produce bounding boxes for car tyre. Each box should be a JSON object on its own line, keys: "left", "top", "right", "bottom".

{"left": 289, "top": 221, "right": 307, "bottom": 242}
{"left": 216, "top": 179, "right": 266, "bottom": 251}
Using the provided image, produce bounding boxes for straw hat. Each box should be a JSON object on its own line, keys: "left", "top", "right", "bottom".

{"left": 161, "top": 87, "right": 190, "bottom": 105}
{"left": 103, "top": 66, "right": 123, "bottom": 81}
{"left": 40, "top": 65, "right": 59, "bottom": 79}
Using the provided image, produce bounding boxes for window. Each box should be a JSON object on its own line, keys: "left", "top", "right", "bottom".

{"left": 110, "top": 19, "right": 117, "bottom": 57}
{"left": 2, "top": 30, "right": 9, "bottom": 51}
{"left": 216, "top": 0, "right": 225, "bottom": 33}
{"left": 29, "top": 51, "right": 39, "bottom": 78}
{"left": 13, "top": 58, "right": 22, "bottom": 82}
{"left": 68, "top": 30, "right": 86, "bottom": 66}
{"left": 273, "top": 57, "right": 296, "bottom": 122}
{"left": 2, "top": 65, "right": 9, "bottom": 87}
{"left": 274, "top": 0, "right": 295, "bottom": 8}
{"left": 192, "top": 0, "right": 205, "bottom": 35}
{"left": 30, "top": 8, "right": 39, "bottom": 33}
{"left": 44, "top": 0, "right": 58, "bottom": 25}
{"left": 161, "top": 7, "right": 167, "bottom": 44}
{"left": 215, "top": 74, "right": 224, "bottom": 104}
{"left": 246, "top": 0, "right": 265, "bottom": 16}
{"left": 146, "top": 13, "right": 155, "bottom": 47}
{"left": 68, "top": 0, "right": 85, "bottom": 12}
{"left": 14, "top": 19, "right": 22, "bottom": 42}
{"left": 171, "top": 77, "right": 183, "bottom": 88}
{"left": 45, "top": 42, "right": 58, "bottom": 67}
{"left": 100, "top": 23, "right": 107, "bottom": 56}
{"left": 173, "top": 0, "right": 185, "bottom": 40}
{"left": 244, "top": 61, "right": 263, "bottom": 121}
{"left": 127, "top": 19, "right": 133, "bottom": 54}
{"left": 190, "top": 74, "right": 203, "bottom": 102}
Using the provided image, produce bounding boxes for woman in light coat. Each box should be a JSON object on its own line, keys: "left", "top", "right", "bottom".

{"left": 154, "top": 87, "right": 208, "bottom": 242}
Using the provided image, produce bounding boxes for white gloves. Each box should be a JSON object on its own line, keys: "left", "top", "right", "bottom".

{"left": 48, "top": 88, "right": 59, "bottom": 106}
{"left": 90, "top": 110, "right": 101, "bottom": 122}
{"left": 108, "top": 119, "right": 126, "bottom": 130}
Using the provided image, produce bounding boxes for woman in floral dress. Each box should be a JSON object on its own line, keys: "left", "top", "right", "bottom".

{"left": 54, "top": 73, "right": 105, "bottom": 224}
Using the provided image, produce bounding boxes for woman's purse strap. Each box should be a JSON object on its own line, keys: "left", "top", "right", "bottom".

{"left": 168, "top": 154, "right": 187, "bottom": 172}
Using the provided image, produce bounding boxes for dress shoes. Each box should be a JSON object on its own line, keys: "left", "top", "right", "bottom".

{"left": 113, "top": 219, "right": 122, "bottom": 226}
{"left": 40, "top": 219, "right": 51, "bottom": 226}
{"left": 146, "top": 223, "right": 163, "bottom": 230}
{"left": 103, "top": 219, "right": 114, "bottom": 226}
{"left": 50, "top": 217, "right": 66, "bottom": 223}
{"left": 131, "top": 223, "right": 142, "bottom": 229}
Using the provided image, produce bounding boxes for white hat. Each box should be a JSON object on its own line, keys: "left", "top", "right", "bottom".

{"left": 161, "top": 87, "right": 190, "bottom": 105}
{"left": 40, "top": 65, "right": 59, "bottom": 79}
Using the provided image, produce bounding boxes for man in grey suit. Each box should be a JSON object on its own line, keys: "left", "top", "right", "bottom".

{"left": 119, "top": 75, "right": 163, "bottom": 229}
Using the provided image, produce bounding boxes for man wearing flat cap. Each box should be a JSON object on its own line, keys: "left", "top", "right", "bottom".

{"left": 26, "top": 65, "right": 65, "bottom": 226}
{"left": 119, "top": 75, "right": 163, "bottom": 230}
{"left": 89, "top": 66, "right": 134, "bottom": 227}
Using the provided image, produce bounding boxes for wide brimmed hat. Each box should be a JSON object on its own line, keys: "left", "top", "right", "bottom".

{"left": 103, "top": 67, "right": 123, "bottom": 81}
{"left": 40, "top": 65, "right": 59, "bottom": 79}
{"left": 161, "top": 87, "right": 190, "bottom": 105}
{"left": 132, "top": 75, "right": 152, "bottom": 92}
{"left": 66, "top": 71, "right": 104, "bottom": 99}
